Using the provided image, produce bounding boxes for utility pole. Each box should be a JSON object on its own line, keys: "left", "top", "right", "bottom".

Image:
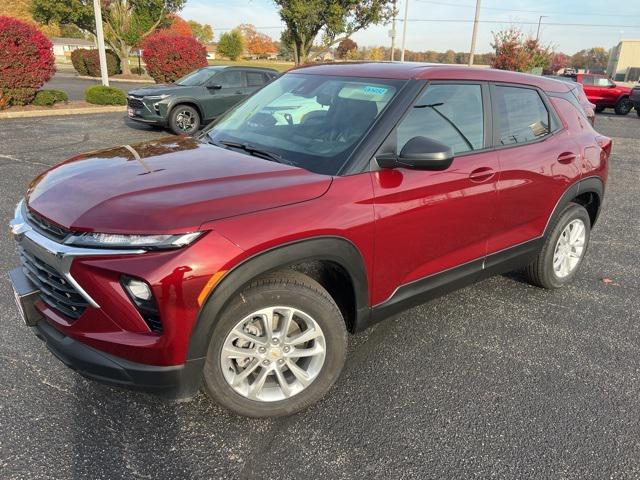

{"left": 468, "top": 0, "right": 481, "bottom": 66}
{"left": 536, "top": 15, "right": 548, "bottom": 41}
{"left": 390, "top": 0, "right": 397, "bottom": 61}
{"left": 93, "top": 0, "right": 109, "bottom": 86}
{"left": 400, "top": 0, "right": 409, "bottom": 62}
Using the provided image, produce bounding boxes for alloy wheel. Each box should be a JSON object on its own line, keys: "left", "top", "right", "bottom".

{"left": 553, "top": 219, "right": 586, "bottom": 278}
{"left": 221, "top": 306, "right": 326, "bottom": 402}
{"left": 175, "top": 109, "right": 196, "bottom": 132}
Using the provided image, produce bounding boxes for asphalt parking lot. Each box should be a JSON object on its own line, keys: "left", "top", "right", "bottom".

{"left": 1, "top": 112, "right": 639, "bottom": 479}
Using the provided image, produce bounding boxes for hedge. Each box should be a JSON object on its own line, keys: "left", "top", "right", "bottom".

{"left": 71, "top": 48, "right": 121, "bottom": 77}
{"left": 85, "top": 85, "right": 127, "bottom": 105}
{"left": 32, "top": 90, "right": 69, "bottom": 106}
{"left": 142, "top": 33, "right": 207, "bottom": 83}
{"left": 0, "top": 16, "right": 56, "bottom": 108}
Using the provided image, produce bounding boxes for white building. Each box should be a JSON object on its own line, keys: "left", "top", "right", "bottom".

{"left": 51, "top": 37, "right": 96, "bottom": 62}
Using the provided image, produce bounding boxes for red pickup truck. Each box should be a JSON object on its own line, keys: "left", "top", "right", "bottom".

{"left": 569, "top": 73, "right": 633, "bottom": 115}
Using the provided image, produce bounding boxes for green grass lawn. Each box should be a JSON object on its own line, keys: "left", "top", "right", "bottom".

{"left": 207, "top": 59, "right": 294, "bottom": 72}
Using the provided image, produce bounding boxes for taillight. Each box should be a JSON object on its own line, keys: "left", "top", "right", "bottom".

{"left": 596, "top": 136, "right": 612, "bottom": 161}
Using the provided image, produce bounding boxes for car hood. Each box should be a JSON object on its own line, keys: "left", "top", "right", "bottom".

{"left": 128, "top": 84, "right": 192, "bottom": 97}
{"left": 26, "top": 137, "right": 332, "bottom": 234}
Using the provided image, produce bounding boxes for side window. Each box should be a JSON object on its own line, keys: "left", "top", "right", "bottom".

{"left": 396, "top": 83, "right": 484, "bottom": 155}
{"left": 581, "top": 75, "right": 595, "bottom": 86}
{"left": 246, "top": 71, "right": 268, "bottom": 87}
{"left": 595, "top": 77, "right": 612, "bottom": 87}
{"left": 216, "top": 70, "right": 244, "bottom": 88}
{"left": 494, "top": 86, "right": 550, "bottom": 146}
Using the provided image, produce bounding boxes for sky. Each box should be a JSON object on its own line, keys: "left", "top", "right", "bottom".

{"left": 182, "top": 0, "right": 640, "bottom": 55}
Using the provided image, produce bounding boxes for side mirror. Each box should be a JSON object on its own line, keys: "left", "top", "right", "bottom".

{"left": 609, "top": 83, "right": 616, "bottom": 88}
{"left": 206, "top": 84, "right": 222, "bottom": 90}
{"left": 377, "top": 136, "right": 454, "bottom": 171}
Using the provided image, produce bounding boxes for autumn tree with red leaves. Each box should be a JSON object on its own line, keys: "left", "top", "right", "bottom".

{"left": 239, "top": 24, "right": 277, "bottom": 58}
{"left": 164, "top": 14, "right": 192, "bottom": 37}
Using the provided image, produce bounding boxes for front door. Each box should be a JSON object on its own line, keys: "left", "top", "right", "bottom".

{"left": 203, "top": 69, "right": 247, "bottom": 119}
{"left": 371, "top": 82, "right": 498, "bottom": 305}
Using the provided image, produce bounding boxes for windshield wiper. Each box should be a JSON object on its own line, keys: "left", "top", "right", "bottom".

{"left": 211, "top": 139, "right": 290, "bottom": 165}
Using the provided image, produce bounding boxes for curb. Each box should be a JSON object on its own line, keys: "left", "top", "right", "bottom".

{"left": 76, "top": 75, "right": 154, "bottom": 84}
{"left": 0, "top": 106, "right": 126, "bottom": 119}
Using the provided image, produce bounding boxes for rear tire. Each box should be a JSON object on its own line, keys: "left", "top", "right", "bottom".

{"left": 595, "top": 105, "right": 605, "bottom": 113}
{"left": 614, "top": 97, "right": 632, "bottom": 115}
{"left": 202, "top": 271, "right": 347, "bottom": 417}
{"left": 524, "top": 203, "right": 591, "bottom": 289}
{"left": 169, "top": 104, "right": 200, "bottom": 135}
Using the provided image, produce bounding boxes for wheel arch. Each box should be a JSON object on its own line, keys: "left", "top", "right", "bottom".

{"left": 544, "top": 176, "right": 604, "bottom": 237}
{"left": 186, "top": 236, "right": 370, "bottom": 360}
{"left": 169, "top": 100, "right": 204, "bottom": 122}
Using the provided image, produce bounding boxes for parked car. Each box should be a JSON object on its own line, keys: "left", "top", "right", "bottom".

{"left": 545, "top": 75, "right": 596, "bottom": 125}
{"left": 9, "top": 63, "right": 611, "bottom": 417}
{"left": 630, "top": 85, "right": 640, "bottom": 117}
{"left": 127, "top": 66, "right": 278, "bottom": 135}
{"left": 563, "top": 73, "right": 633, "bottom": 115}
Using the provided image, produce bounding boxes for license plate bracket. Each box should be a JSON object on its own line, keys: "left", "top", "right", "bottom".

{"left": 8, "top": 267, "right": 42, "bottom": 326}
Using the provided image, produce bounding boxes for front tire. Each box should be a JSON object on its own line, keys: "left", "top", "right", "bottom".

{"left": 169, "top": 104, "right": 200, "bottom": 135}
{"left": 202, "top": 271, "right": 347, "bottom": 417}
{"left": 524, "top": 203, "right": 591, "bottom": 289}
{"left": 614, "top": 97, "right": 632, "bottom": 115}
{"left": 595, "top": 105, "right": 605, "bottom": 113}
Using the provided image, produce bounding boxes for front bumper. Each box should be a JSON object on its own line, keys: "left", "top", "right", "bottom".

{"left": 127, "top": 96, "right": 168, "bottom": 126}
{"left": 9, "top": 265, "right": 203, "bottom": 398}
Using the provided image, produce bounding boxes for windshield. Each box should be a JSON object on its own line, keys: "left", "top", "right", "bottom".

{"left": 205, "top": 73, "right": 403, "bottom": 175}
{"left": 175, "top": 67, "right": 219, "bottom": 86}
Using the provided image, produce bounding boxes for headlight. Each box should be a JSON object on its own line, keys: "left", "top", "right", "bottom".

{"left": 143, "top": 94, "right": 170, "bottom": 101}
{"left": 65, "top": 231, "right": 203, "bottom": 249}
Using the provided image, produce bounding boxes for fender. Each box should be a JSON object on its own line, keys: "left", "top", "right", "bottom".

{"left": 186, "top": 236, "right": 370, "bottom": 360}
{"left": 543, "top": 176, "right": 604, "bottom": 236}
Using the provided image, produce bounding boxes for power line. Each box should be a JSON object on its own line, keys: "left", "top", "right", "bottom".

{"left": 398, "top": 18, "right": 640, "bottom": 28}
{"left": 414, "top": 0, "right": 640, "bottom": 17}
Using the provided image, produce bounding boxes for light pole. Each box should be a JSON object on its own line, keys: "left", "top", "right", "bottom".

{"left": 92, "top": 0, "right": 109, "bottom": 86}
{"left": 400, "top": 0, "right": 409, "bottom": 62}
{"left": 390, "top": 0, "right": 397, "bottom": 61}
{"left": 468, "top": 0, "right": 481, "bottom": 66}
{"left": 536, "top": 15, "right": 548, "bottom": 41}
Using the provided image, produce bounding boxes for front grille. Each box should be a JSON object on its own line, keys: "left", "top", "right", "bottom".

{"left": 18, "top": 245, "right": 88, "bottom": 320}
{"left": 128, "top": 97, "right": 145, "bottom": 109}
{"left": 26, "top": 208, "right": 70, "bottom": 241}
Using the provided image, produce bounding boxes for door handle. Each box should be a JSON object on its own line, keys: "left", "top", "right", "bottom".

{"left": 469, "top": 167, "right": 495, "bottom": 183}
{"left": 557, "top": 152, "right": 577, "bottom": 164}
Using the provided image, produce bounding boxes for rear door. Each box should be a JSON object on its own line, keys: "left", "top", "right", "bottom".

{"left": 245, "top": 70, "right": 272, "bottom": 95}
{"left": 203, "top": 69, "right": 247, "bottom": 119}
{"left": 371, "top": 82, "right": 499, "bottom": 303}
{"left": 580, "top": 74, "right": 604, "bottom": 105}
{"left": 488, "top": 83, "right": 581, "bottom": 255}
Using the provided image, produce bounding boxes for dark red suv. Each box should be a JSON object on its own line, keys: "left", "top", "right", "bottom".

{"left": 9, "top": 63, "right": 610, "bottom": 417}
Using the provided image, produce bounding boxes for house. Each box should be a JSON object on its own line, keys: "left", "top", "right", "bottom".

{"left": 51, "top": 37, "right": 95, "bottom": 62}
{"left": 206, "top": 44, "right": 217, "bottom": 60}
{"left": 606, "top": 39, "right": 640, "bottom": 82}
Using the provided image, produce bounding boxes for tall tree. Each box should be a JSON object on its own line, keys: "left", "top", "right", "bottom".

{"left": 336, "top": 38, "right": 357, "bottom": 59}
{"left": 32, "top": 0, "right": 185, "bottom": 75}
{"left": 0, "top": 0, "right": 60, "bottom": 36}
{"left": 570, "top": 47, "right": 609, "bottom": 71}
{"left": 239, "top": 24, "right": 277, "bottom": 58}
{"left": 275, "top": 0, "right": 395, "bottom": 65}
{"left": 164, "top": 14, "right": 191, "bottom": 36}
{"left": 188, "top": 20, "right": 213, "bottom": 44}
{"left": 491, "top": 27, "right": 551, "bottom": 73}
{"left": 217, "top": 29, "right": 244, "bottom": 61}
